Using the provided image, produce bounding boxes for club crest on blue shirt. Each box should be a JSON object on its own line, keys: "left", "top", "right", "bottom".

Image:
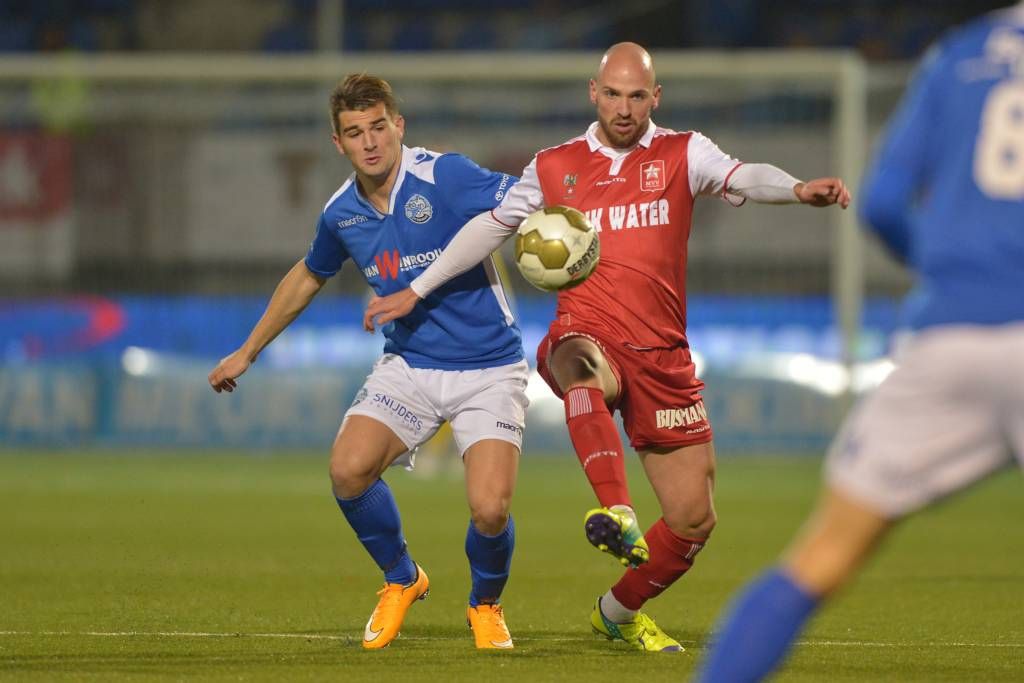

{"left": 404, "top": 194, "right": 433, "bottom": 224}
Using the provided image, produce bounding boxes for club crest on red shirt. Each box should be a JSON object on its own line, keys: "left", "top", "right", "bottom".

{"left": 640, "top": 160, "right": 665, "bottom": 192}
{"left": 563, "top": 173, "right": 577, "bottom": 197}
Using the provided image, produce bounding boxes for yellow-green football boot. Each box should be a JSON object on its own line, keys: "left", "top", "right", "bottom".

{"left": 591, "top": 598, "right": 683, "bottom": 652}
{"left": 584, "top": 507, "right": 650, "bottom": 568}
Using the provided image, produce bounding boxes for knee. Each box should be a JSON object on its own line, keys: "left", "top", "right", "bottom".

{"left": 329, "top": 450, "right": 380, "bottom": 498}
{"left": 468, "top": 497, "right": 511, "bottom": 536}
{"left": 664, "top": 506, "right": 716, "bottom": 541}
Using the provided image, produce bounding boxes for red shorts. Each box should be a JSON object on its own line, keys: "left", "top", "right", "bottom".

{"left": 535, "top": 318, "right": 712, "bottom": 451}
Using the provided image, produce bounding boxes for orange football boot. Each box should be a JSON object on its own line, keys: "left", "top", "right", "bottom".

{"left": 466, "top": 604, "right": 514, "bottom": 649}
{"left": 362, "top": 565, "right": 429, "bottom": 649}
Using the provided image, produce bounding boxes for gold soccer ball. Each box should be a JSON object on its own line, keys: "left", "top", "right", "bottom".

{"left": 513, "top": 206, "right": 600, "bottom": 292}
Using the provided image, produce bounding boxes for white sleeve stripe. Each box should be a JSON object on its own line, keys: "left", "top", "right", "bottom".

{"left": 322, "top": 175, "right": 354, "bottom": 211}
{"left": 482, "top": 256, "right": 515, "bottom": 326}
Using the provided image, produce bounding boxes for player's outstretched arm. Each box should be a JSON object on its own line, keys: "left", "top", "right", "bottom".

{"left": 794, "top": 177, "right": 851, "bottom": 208}
{"left": 208, "top": 259, "right": 326, "bottom": 393}
{"left": 723, "top": 164, "right": 850, "bottom": 209}
{"left": 363, "top": 209, "right": 515, "bottom": 331}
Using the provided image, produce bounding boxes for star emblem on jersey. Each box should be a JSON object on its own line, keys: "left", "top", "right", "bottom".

{"left": 404, "top": 193, "right": 433, "bottom": 224}
{"left": 640, "top": 160, "right": 666, "bottom": 192}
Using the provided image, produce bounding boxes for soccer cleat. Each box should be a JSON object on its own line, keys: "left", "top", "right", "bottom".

{"left": 591, "top": 598, "right": 683, "bottom": 652}
{"left": 466, "top": 603, "right": 514, "bottom": 649}
{"left": 584, "top": 507, "right": 650, "bottom": 568}
{"left": 362, "top": 564, "right": 430, "bottom": 649}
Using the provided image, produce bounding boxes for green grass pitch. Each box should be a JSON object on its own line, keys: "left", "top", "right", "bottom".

{"left": 1, "top": 452, "right": 1021, "bottom": 681}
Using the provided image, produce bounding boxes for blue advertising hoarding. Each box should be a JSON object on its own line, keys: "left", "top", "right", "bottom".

{"left": 1, "top": 295, "right": 900, "bottom": 453}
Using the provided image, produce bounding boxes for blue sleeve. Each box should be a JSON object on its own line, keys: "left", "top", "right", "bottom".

{"left": 858, "top": 45, "right": 944, "bottom": 262}
{"left": 303, "top": 214, "right": 348, "bottom": 278}
{"left": 434, "top": 153, "right": 517, "bottom": 218}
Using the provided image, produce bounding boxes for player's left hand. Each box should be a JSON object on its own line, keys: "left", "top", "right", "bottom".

{"left": 364, "top": 288, "right": 421, "bottom": 332}
{"left": 795, "top": 177, "right": 851, "bottom": 208}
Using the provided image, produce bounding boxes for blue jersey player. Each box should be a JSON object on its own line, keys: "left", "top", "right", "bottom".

{"left": 696, "top": 6, "right": 1024, "bottom": 681}
{"left": 208, "top": 74, "right": 526, "bottom": 650}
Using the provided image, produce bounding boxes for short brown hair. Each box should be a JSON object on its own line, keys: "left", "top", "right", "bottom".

{"left": 330, "top": 73, "right": 399, "bottom": 134}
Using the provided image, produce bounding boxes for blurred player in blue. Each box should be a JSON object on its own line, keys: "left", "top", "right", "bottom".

{"left": 696, "top": 5, "right": 1024, "bottom": 681}
{"left": 207, "top": 74, "right": 526, "bottom": 650}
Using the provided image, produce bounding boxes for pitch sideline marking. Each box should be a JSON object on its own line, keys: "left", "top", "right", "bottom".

{"left": 0, "top": 631, "right": 1022, "bottom": 648}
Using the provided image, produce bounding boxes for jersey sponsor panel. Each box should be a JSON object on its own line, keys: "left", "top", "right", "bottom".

{"left": 583, "top": 199, "right": 671, "bottom": 231}
{"left": 369, "top": 391, "right": 425, "bottom": 434}
{"left": 531, "top": 126, "right": 700, "bottom": 348}
{"left": 363, "top": 248, "right": 443, "bottom": 280}
{"left": 654, "top": 400, "right": 709, "bottom": 433}
{"left": 310, "top": 145, "right": 524, "bottom": 370}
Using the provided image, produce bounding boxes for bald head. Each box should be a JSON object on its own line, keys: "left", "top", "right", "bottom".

{"left": 589, "top": 42, "right": 661, "bottom": 149}
{"left": 597, "top": 42, "right": 656, "bottom": 91}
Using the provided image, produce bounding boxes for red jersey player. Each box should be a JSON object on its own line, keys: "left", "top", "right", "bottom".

{"left": 365, "top": 42, "right": 850, "bottom": 652}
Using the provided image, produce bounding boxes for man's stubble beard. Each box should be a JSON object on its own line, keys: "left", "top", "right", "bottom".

{"left": 600, "top": 118, "right": 644, "bottom": 150}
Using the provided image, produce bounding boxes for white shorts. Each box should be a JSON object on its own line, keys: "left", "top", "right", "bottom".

{"left": 344, "top": 354, "right": 529, "bottom": 468}
{"left": 826, "top": 324, "right": 1024, "bottom": 517}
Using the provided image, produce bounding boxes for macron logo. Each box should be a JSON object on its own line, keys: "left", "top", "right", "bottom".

{"left": 338, "top": 215, "right": 368, "bottom": 228}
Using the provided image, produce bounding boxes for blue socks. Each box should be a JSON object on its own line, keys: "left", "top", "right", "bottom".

{"left": 465, "top": 516, "right": 515, "bottom": 607}
{"left": 337, "top": 479, "right": 515, "bottom": 603}
{"left": 696, "top": 568, "right": 820, "bottom": 683}
{"left": 336, "top": 479, "right": 417, "bottom": 585}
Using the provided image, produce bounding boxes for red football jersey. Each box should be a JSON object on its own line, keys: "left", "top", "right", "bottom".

{"left": 495, "top": 120, "right": 742, "bottom": 348}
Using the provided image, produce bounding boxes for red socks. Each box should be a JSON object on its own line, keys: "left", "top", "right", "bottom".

{"left": 564, "top": 386, "right": 631, "bottom": 508}
{"left": 611, "top": 518, "right": 706, "bottom": 610}
{"left": 565, "top": 388, "right": 705, "bottom": 609}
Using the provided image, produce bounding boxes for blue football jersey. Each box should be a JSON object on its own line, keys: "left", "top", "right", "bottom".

{"left": 305, "top": 146, "right": 522, "bottom": 370}
{"left": 859, "top": 6, "right": 1024, "bottom": 330}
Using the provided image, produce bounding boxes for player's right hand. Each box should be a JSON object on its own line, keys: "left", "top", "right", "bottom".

{"left": 208, "top": 350, "right": 251, "bottom": 393}
{"left": 363, "top": 288, "right": 421, "bottom": 332}
{"left": 795, "top": 177, "right": 851, "bottom": 208}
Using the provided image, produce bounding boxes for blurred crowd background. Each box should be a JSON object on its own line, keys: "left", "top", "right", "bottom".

{"left": 0, "top": 0, "right": 1007, "bottom": 58}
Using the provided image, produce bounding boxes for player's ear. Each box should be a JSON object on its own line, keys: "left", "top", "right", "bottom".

{"left": 394, "top": 114, "right": 405, "bottom": 140}
{"left": 652, "top": 84, "right": 662, "bottom": 109}
{"left": 589, "top": 79, "right": 598, "bottom": 105}
{"left": 331, "top": 133, "right": 345, "bottom": 156}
